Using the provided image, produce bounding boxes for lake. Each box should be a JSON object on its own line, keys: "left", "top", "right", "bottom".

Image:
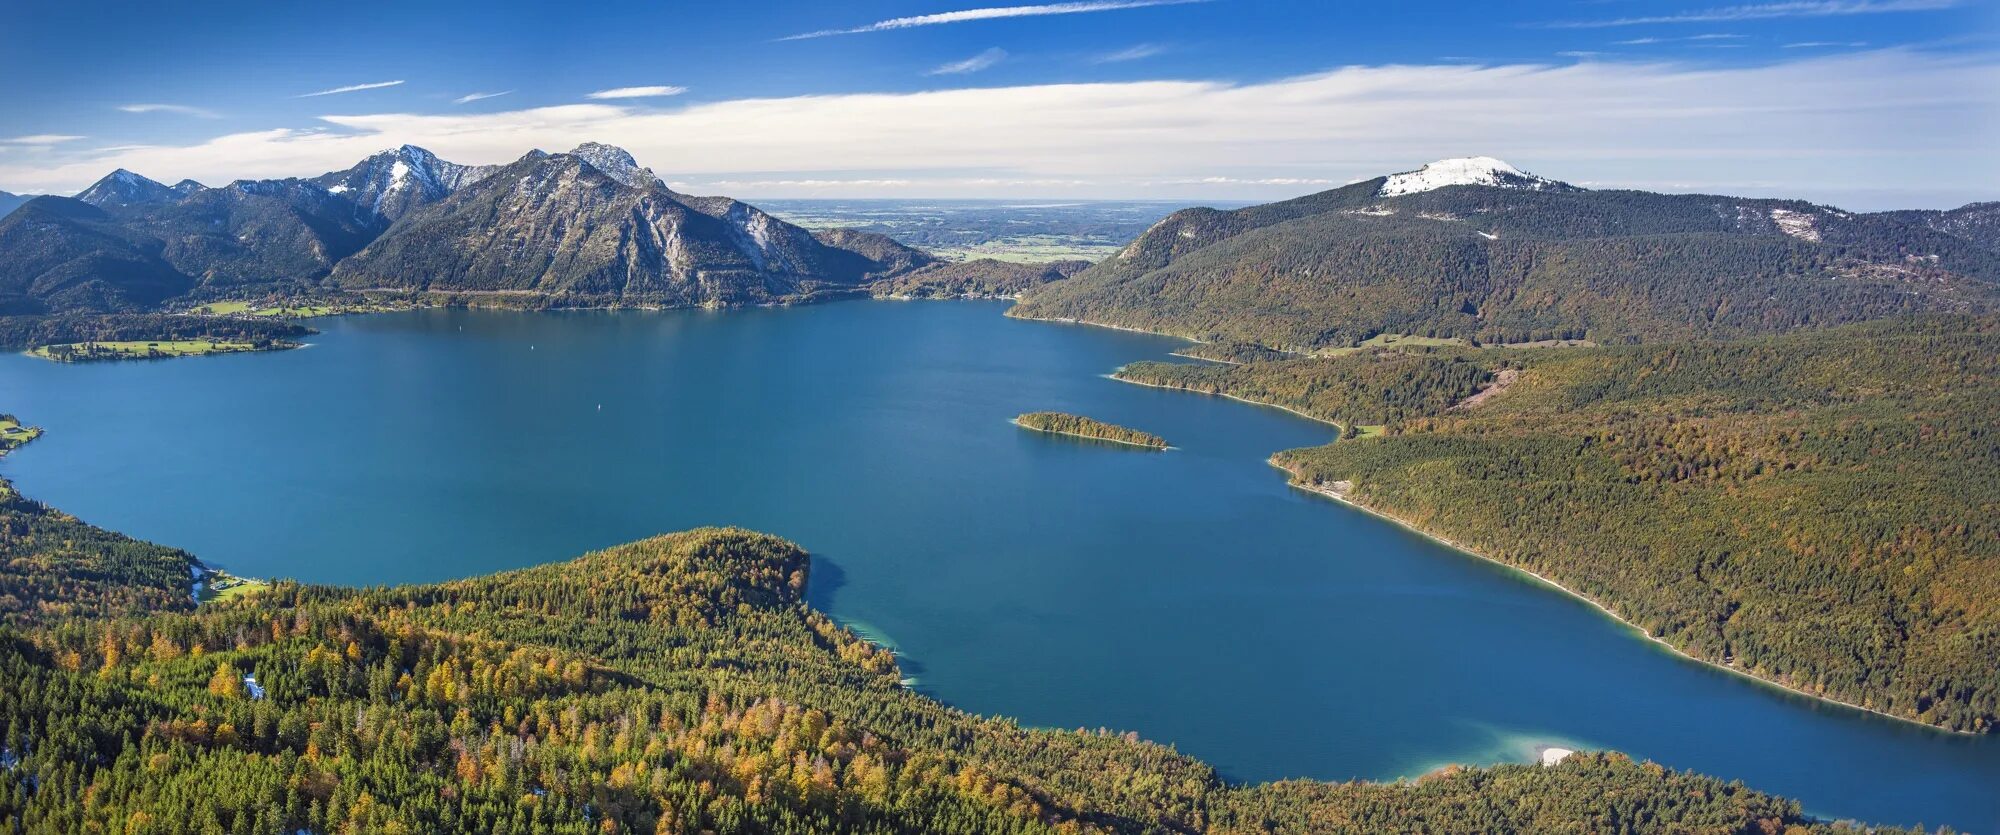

{"left": 2, "top": 302, "right": 1993, "bottom": 831}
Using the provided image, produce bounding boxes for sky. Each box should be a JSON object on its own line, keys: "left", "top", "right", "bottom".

{"left": 1, "top": 0, "right": 1995, "bottom": 209}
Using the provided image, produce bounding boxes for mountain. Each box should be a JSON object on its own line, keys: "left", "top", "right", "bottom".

{"left": 567, "top": 140, "right": 659, "bottom": 188}
{"left": 1012, "top": 158, "right": 2000, "bottom": 350}
{"left": 329, "top": 146, "right": 930, "bottom": 306}
{"left": 0, "top": 189, "right": 28, "bottom": 219}
{"left": 0, "top": 143, "right": 929, "bottom": 314}
{"left": 1377, "top": 156, "right": 1578, "bottom": 196}
{"left": 120, "top": 178, "right": 388, "bottom": 286}
{"left": 74, "top": 169, "right": 181, "bottom": 209}
{"left": 310, "top": 144, "right": 505, "bottom": 222}
{"left": 0, "top": 197, "right": 192, "bottom": 314}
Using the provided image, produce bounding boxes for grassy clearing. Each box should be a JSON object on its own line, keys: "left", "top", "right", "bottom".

{"left": 0, "top": 416, "right": 40, "bottom": 453}
{"left": 29, "top": 340, "right": 282, "bottom": 362}
{"left": 199, "top": 571, "right": 271, "bottom": 603}
{"left": 191, "top": 300, "right": 403, "bottom": 318}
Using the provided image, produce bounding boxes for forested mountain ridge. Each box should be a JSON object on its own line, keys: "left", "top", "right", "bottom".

{"left": 1117, "top": 315, "right": 2000, "bottom": 734}
{"left": 0, "top": 439, "right": 1918, "bottom": 833}
{"left": 0, "top": 144, "right": 930, "bottom": 315}
{"left": 1012, "top": 159, "right": 2000, "bottom": 350}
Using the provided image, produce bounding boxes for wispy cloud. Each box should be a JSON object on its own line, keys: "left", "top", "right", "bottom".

{"left": 296, "top": 80, "right": 405, "bottom": 98}
{"left": 118, "top": 103, "right": 221, "bottom": 118}
{"left": 1093, "top": 43, "right": 1167, "bottom": 63}
{"left": 453, "top": 91, "right": 514, "bottom": 105}
{"left": 585, "top": 85, "right": 687, "bottom": 100}
{"left": 4, "top": 51, "right": 1992, "bottom": 208}
{"left": 1612, "top": 33, "right": 1745, "bottom": 45}
{"left": 1785, "top": 40, "right": 1871, "bottom": 47}
{"left": 928, "top": 48, "right": 1008, "bottom": 75}
{"left": 1544, "top": 0, "right": 1959, "bottom": 28}
{"left": 3, "top": 134, "right": 85, "bottom": 145}
{"left": 782, "top": 0, "right": 1205, "bottom": 40}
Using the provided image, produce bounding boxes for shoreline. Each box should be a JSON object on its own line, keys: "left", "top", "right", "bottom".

{"left": 1269, "top": 459, "right": 1978, "bottom": 738}
{"left": 1009, "top": 417, "right": 1171, "bottom": 450}
{"left": 1108, "top": 373, "right": 1345, "bottom": 429}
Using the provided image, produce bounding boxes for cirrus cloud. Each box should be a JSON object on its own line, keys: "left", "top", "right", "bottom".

{"left": 585, "top": 85, "right": 687, "bottom": 100}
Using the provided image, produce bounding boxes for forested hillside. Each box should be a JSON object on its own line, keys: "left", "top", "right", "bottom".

{"left": 1012, "top": 168, "right": 2000, "bottom": 350}
{"left": 1121, "top": 316, "right": 2000, "bottom": 733}
{"left": 0, "top": 433, "right": 1911, "bottom": 832}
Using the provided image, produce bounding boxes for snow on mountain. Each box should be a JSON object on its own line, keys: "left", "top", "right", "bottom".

{"left": 76, "top": 168, "right": 181, "bottom": 208}
{"left": 568, "top": 142, "right": 660, "bottom": 188}
{"left": 1378, "top": 157, "right": 1574, "bottom": 197}
{"left": 1769, "top": 208, "right": 1823, "bottom": 242}
{"left": 313, "top": 145, "right": 499, "bottom": 221}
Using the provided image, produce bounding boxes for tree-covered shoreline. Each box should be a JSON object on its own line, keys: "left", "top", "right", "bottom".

{"left": 1109, "top": 315, "right": 2000, "bottom": 735}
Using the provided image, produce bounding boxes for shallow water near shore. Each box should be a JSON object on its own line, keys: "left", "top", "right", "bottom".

{"left": 2, "top": 301, "right": 1994, "bottom": 830}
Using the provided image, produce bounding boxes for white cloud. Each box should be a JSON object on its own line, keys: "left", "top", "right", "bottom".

{"left": 782, "top": 0, "right": 1205, "bottom": 40}
{"left": 3, "top": 134, "right": 85, "bottom": 145}
{"left": 1092, "top": 43, "right": 1168, "bottom": 63}
{"left": 1, "top": 50, "right": 1993, "bottom": 208}
{"left": 118, "top": 103, "right": 221, "bottom": 118}
{"left": 1613, "top": 33, "right": 1746, "bottom": 45}
{"left": 297, "top": 80, "right": 405, "bottom": 98}
{"left": 1545, "top": 0, "right": 1959, "bottom": 28}
{"left": 1786, "top": 41, "right": 1871, "bottom": 47}
{"left": 929, "top": 48, "right": 1008, "bottom": 75}
{"left": 453, "top": 91, "right": 513, "bottom": 105}
{"left": 585, "top": 85, "right": 687, "bottom": 100}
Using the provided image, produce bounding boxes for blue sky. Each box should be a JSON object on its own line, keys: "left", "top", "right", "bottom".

{"left": 2, "top": 0, "right": 1995, "bottom": 208}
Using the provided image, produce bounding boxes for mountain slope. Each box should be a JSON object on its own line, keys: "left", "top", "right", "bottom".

{"left": 0, "top": 197, "right": 193, "bottom": 314}
{"left": 119, "top": 178, "right": 388, "bottom": 286}
{"left": 0, "top": 189, "right": 28, "bottom": 219}
{"left": 1013, "top": 160, "right": 2000, "bottom": 349}
{"left": 331, "top": 148, "right": 927, "bottom": 306}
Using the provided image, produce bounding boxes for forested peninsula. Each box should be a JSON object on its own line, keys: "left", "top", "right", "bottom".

{"left": 0, "top": 415, "right": 1918, "bottom": 832}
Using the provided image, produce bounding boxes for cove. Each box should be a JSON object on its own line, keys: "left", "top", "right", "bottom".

{"left": 1, "top": 302, "right": 1993, "bottom": 831}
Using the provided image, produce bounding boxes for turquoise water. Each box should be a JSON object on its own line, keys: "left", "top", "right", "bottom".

{"left": 1, "top": 302, "right": 1993, "bottom": 831}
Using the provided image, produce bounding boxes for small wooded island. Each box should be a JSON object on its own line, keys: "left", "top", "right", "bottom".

{"left": 1014, "top": 411, "right": 1169, "bottom": 449}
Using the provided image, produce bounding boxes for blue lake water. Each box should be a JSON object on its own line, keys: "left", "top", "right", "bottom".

{"left": 1, "top": 302, "right": 1993, "bottom": 831}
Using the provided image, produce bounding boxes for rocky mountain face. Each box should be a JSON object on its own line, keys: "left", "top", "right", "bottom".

{"left": 1013, "top": 158, "right": 2000, "bottom": 348}
{"left": 0, "top": 144, "right": 928, "bottom": 313}
{"left": 311, "top": 144, "right": 507, "bottom": 222}
{"left": 329, "top": 147, "right": 932, "bottom": 306}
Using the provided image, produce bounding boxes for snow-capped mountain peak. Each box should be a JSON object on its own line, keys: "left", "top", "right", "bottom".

{"left": 76, "top": 168, "right": 179, "bottom": 207}
{"left": 568, "top": 142, "right": 660, "bottom": 188}
{"left": 1378, "top": 157, "right": 1573, "bottom": 197}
